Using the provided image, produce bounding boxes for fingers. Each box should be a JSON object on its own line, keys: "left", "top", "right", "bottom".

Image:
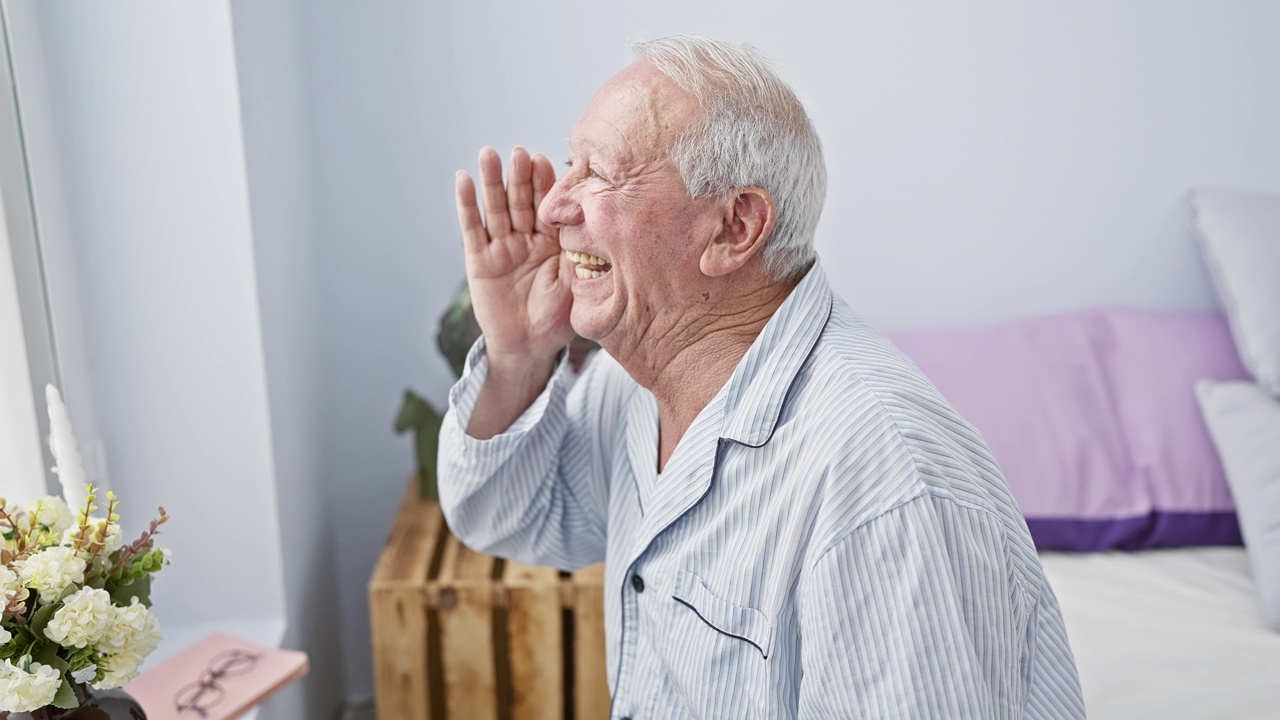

{"left": 461, "top": 146, "right": 553, "bottom": 252}
{"left": 455, "top": 170, "right": 488, "bottom": 255}
{"left": 507, "top": 147, "right": 536, "bottom": 234}
{"left": 530, "top": 153, "right": 558, "bottom": 237}
{"left": 478, "top": 147, "right": 512, "bottom": 238}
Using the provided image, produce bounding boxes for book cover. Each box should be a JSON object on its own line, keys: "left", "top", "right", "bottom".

{"left": 124, "top": 633, "right": 308, "bottom": 720}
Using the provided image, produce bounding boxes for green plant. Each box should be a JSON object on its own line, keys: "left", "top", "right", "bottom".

{"left": 394, "top": 390, "right": 444, "bottom": 501}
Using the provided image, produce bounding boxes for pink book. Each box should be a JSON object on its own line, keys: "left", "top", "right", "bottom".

{"left": 124, "top": 633, "right": 309, "bottom": 720}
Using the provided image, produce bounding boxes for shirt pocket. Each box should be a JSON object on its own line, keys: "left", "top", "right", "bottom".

{"left": 656, "top": 569, "right": 774, "bottom": 719}
{"left": 672, "top": 569, "right": 774, "bottom": 658}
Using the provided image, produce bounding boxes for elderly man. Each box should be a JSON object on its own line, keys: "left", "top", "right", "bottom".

{"left": 440, "top": 36, "right": 1084, "bottom": 719}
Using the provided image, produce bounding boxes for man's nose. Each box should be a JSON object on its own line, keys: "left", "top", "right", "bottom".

{"left": 538, "top": 176, "right": 584, "bottom": 228}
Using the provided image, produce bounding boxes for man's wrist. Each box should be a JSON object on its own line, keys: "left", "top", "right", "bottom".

{"left": 464, "top": 344, "right": 564, "bottom": 440}
{"left": 485, "top": 345, "right": 563, "bottom": 386}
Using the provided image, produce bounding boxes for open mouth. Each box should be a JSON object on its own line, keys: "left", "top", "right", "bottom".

{"left": 566, "top": 251, "right": 612, "bottom": 279}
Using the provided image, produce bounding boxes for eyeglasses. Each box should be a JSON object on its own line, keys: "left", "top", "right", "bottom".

{"left": 172, "top": 648, "right": 261, "bottom": 717}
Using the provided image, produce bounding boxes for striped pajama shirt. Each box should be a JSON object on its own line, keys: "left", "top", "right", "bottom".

{"left": 440, "top": 262, "right": 1086, "bottom": 719}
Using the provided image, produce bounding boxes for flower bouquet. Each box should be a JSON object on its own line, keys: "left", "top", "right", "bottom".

{"left": 0, "top": 388, "right": 169, "bottom": 716}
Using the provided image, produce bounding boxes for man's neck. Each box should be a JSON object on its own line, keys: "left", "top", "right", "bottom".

{"left": 612, "top": 275, "right": 799, "bottom": 472}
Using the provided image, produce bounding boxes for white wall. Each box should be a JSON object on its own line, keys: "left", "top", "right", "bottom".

{"left": 228, "top": 1, "right": 346, "bottom": 718}
{"left": 810, "top": 1, "right": 1280, "bottom": 328}
{"left": 303, "top": 0, "right": 1280, "bottom": 703}
{"left": 303, "top": 2, "right": 457, "bottom": 704}
{"left": 12, "top": 2, "right": 347, "bottom": 716}
{"left": 10, "top": 0, "right": 289, "bottom": 684}
{"left": 425, "top": 0, "right": 1280, "bottom": 331}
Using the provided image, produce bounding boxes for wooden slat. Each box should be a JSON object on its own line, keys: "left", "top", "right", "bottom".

{"left": 369, "top": 483, "right": 443, "bottom": 588}
{"left": 371, "top": 481, "right": 617, "bottom": 720}
{"left": 369, "top": 482, "right": 444, "bottom": 720}
{"left": 436, "top": 536, "right": 499, "bottom": 720}
{"left": 504, "top": 561, "right": 565, "bottom": 720}
{"left": 571, "top": 564, "right": 610, "bottom": 720}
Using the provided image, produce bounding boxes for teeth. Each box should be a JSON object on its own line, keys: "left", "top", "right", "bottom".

{"left": 566, "top": 251, "right": 610, "bottom": 267}
{"left": 574, "top": 266, "right": 606, "bottom": 280}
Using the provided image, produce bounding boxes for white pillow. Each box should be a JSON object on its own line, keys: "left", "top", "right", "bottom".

{"left": 1191, "top": 189, "right": 1280, "bottom": 396}
{"left": 1196, "top": 380, "right": 1280, "bottom": 630}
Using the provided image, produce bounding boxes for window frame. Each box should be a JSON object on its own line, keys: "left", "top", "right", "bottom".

{"left": 0, "top": 0, "right": 58, "bottom": 502}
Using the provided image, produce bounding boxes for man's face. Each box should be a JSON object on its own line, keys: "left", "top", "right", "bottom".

{"left": 538, "top": 62, "right": 725, "bottom": 354}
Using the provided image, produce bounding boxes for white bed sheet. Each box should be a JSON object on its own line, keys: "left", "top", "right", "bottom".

{"left": 1040, "top": 547, "right": 1280, "bottom": 720}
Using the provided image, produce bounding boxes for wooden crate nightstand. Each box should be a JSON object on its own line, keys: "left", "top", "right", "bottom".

{"left": 369, "top": 482, "right": 610, "bottom": 719}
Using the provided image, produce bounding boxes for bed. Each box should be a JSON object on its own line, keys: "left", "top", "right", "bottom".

{"left": 1042, "top": 548, "right": 1280, "bottom": 719}
{"left": 888, "top": 187, "right": 1280, "bottom": 720}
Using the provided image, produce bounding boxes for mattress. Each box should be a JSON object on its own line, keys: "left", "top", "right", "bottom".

{"left": 1039, "top": 547, "right": 1280, "bottom": 719}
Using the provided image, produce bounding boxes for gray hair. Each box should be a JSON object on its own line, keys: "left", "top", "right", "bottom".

{"left": 631, "top": 36, "right": 827, "bottom": 281}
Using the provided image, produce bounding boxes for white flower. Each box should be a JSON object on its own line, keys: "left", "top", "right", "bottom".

{"left": 98, "top": 597, "right": 154, "bottom": 654}
{"left": 32, "top": 496, "right": 75, "bottom": 535}
{"left": 95, "top": 649, "right": 144, "bottom": 690}
{"left": 0, "top": 626, "right": 10, "bottom": 645}
{"left": 134, "top": 606, "right": 162, "bottom": 657}
{"left": 17, "top": 546, "right": 86, "bottom": 603}
{"left": 93, "top": 598, "right": 160, "bottom": 689}
{"left": 0, "top": 658, "right": 61, "bottom": 712}
{"left": 44, "top": 587, "right": 112, "bottom": 649}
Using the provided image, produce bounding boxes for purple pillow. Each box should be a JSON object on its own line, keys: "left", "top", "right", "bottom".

{"left": 1091, "top": 308, "right": 1247, "bottom": 543}
{"left": 891, "top": 309, "right": 1247, "bottom": 551}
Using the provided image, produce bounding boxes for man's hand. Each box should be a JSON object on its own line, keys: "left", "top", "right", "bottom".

{"left": 456, "top": 146, "right": 575, "bottom": 367}
{"left": 455, "top": 147, "right": 574, "bottom": 438}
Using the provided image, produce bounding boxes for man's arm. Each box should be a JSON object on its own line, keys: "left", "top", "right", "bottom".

{"left": 454, "top": 145, "right": 576, "bottom": 438}
{"left": 437, "top": 338, "right": 614, "bottom": 570}
{"left": 437, "top": 147, "right": 610, "bottom": 569}
{"left": 798, "top": 496, "right": 1062, "bottom": 719}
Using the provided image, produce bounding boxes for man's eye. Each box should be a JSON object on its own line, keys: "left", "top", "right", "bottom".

{"left": 566, "top": 159, "right": 605, "bottom": 183}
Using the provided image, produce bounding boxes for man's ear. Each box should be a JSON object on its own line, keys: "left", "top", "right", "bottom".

{"left": 700, "top": 188, "right": 777, "bottom": 277}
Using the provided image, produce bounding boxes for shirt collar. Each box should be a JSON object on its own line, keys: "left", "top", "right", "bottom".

{"left": 720, "top": 260, "right": 833, "bottom": 447}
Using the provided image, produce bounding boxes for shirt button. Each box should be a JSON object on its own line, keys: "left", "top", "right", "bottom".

{"left": 631, "top": 574, "right": 645, "bottom": 593}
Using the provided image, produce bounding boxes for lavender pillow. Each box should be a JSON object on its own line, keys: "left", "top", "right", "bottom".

{"left": 1092, "top": 308, "right": 1248, "bottom": 546}
{"left": 892, "top": 311, "right": 1129, "bottom": 536}
{"left": 892, "top": 309, "right": 1247, "bottom": 551}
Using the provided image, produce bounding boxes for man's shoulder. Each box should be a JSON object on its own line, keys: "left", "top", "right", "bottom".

{"left": 789, "top": 299, "right": 953, "bottom": 431}
{"left": 783, "top": 301, "right": 1027, "bottom": 540}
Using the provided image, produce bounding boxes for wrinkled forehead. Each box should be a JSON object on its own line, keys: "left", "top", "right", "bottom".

{"left": 570, "top": 61, "right": 700, "bottom": 162}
